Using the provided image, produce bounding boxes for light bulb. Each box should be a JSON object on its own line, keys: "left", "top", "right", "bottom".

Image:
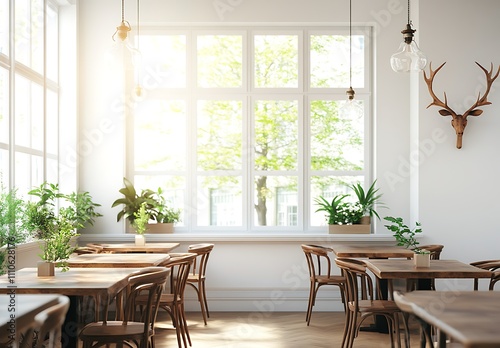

{"left": 390, "top": 40, "right": 427, "bottom": 72}
{"left": 339, "top": 88, "right": 363, "bottom": 119}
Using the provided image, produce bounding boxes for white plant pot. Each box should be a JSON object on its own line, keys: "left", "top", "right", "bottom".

{"left": 414, "top": 253, "right": 431, "bottom": 268}
{"left": 37, "top": 261, "right": 55, "bottom": 277}
{"left": 135, "top": 234, "right": 146, "bottom": 246}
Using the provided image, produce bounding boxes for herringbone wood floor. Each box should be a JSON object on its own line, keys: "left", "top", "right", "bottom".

{"left": 152, "top": 311, "right": 421, "bottom": 348}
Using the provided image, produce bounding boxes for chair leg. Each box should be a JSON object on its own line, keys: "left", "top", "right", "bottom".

{"left": 305, "top": 281, "right": 315, "bottom": 325}
{"left": 200, "top": 279, "right": 210, "bottom": 319}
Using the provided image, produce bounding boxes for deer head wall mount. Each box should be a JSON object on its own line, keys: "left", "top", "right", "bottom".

{"left": 423, "top": 62, "right": 500, "bottom": 149}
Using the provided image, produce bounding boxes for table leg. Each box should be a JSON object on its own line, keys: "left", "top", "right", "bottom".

{"left": 61, "top": 296, "right": 79, "bottom": 348}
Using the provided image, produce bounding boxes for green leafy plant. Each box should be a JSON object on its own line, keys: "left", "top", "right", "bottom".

{"left": 335, "top": 201, "right": 364, "bottom": 225}
{"left": 40, "top": 216, "right": 79, "bottom": 271}
{"left": 111, "top": 177, "right": 157, "bottom": 224}
{"left": 151, "top": 188, "right": 181, "bottom": 224}
{"left": 384, "top": 216, "right": 427, "bottom": 254}
{"left": 349, "top": 180, "right": 386, "bottom": 220}
{"left": 314, "top": 194, "right": 350, "bottom": 225}
{"left": 133, "top": 202, "right": 149, "bottom": 235}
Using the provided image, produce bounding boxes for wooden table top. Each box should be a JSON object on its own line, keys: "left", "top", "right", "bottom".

{"left": 0, "top": 267, "right": 142, "bottom": 299}
{"left": 67, "top": 253, "right": 171, "bottom": 268}
{"left": 0, "top": 294, "right": 62, "bottom": 337}
{"left": 331, "top": 243, "right": 415, "bottom": 258}
{"left": 95, "top": 242, "right": 180, "bottom": 253}
{"left": 365, "top": 259, "right": 493, "bottom": 279}
{"left": 401, "top": 291, "right": 500, "bottom": 348}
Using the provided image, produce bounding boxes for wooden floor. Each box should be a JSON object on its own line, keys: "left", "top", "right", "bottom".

{"left": 152, "top": 311, "right": 422, "bottom": 348}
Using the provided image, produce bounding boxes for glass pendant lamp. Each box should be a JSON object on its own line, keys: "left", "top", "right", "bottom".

{"left": 390, "top": 0, "right": 427, "bottom": 73}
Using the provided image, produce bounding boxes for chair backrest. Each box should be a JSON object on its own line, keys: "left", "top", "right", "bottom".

{"left": 165, "top": 253, "right": 197, "bottom": 302}
{"left": 301, "top": 244, "right": 333, "bottom": 279}
{"left": 187, "top": 243, "right": 214, "bottom": 279}
{"left": 418, "top": 244, "right": 444, "bottom": 260}
{"left": 119, "top": 267, "right": 170, "bottom": 340}
{"left": 335, "top": 258, "right": 375, "bottom": 309}
{"left": 18, "top": 295, "right": 70, "bottom": 348}
{"left": 470, "top": 259, "right": 500, "bottom": 290}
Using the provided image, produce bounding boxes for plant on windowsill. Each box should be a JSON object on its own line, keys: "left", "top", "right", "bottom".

{"left": 349, "top": 179, "right": 386, "bottom": 225}
{"left": 147, "top": 188, "right": 181, "bottom": 234}
{"left": 314, "top": 194, "right": 368, "bottom": 234}
{"left": 383, "top": 216, "right": 430, "bottom": 267}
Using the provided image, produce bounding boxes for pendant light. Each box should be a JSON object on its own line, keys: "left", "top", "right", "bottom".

{"left": 107, "top": 0, "right": 140, "bottom": 65}
{"left": 390, "top": 0, "right": 427, "bottom": 73}
{"left": 340, "top": 0, "right": 363, "bottom": 119}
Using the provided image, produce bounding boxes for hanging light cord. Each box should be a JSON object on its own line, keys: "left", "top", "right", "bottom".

{"left": 136, "top": 0, "right": 140, "bottom": 51}
{"left": 349, "top": 0, "right": 352, "bottom": 88}
{"left": 407, "top": 0, "right": 411, "bottom": 26}
{"left": 121, "top": 0, "right": 125, "bottom": 22}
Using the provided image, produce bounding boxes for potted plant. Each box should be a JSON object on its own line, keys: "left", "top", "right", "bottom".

{"left": 111, "top": 177, "right": 157, "bottom": 226}
{"left": 384, "top": 216, "right": 430, "bottom": 267}
{"left": 133, "top": 202, "right": 149, "bottom": 245}
{"left": 112, "top": 178, "right": 181, "bottom": 233}
{"left": 23, "top": 182, "right": 102, "bottom": 275}
{"left": 147, "top": 188, "right": 181, "bottom": 233}
{"left": 349, "top": 180, "right": 386, "bottom": 225}
{"left": 314, "top": 194, "right": 369, "bottom": 234}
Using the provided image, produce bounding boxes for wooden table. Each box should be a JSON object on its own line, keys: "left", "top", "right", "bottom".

{"left": 0, "top": 294, "right": 62, "bottom": 345}
{"left": 400, "top": 291, "right": 500, "bottom": 348}
{"left": 67, "top": 253, "right": 171, "bottom": 268}
{"left": 0, "top": 267, "right": 142, "bottom": 348}
{"left": 331, "top": 243, "right": 414, "bottom": 259}
{"left": 94, "top": 242, "right": 180, "bottom": 253}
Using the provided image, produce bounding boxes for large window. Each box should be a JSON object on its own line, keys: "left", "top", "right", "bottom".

{"left": 131, "top": 26, "right": 372, "bottom": 232}
{"left": 0, "top": 0, "right": 60, "bottom": 195}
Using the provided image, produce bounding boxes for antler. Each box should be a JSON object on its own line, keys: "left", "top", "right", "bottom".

{"left": 423, "top": 62, "right": 457, "bottom": 116}
{"left": 462, "top": 62, "right": 500, "bottom": 117}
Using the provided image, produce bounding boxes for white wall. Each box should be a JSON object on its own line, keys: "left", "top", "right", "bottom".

{"left": 76, "top": 0, "right": 500, "bottom": 312}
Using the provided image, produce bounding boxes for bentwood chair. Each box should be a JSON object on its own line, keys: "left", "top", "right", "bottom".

{"left": 137, "top": 253, "right": 197, "bottom": 348}
{"left": 79, "top": 267, "right": 170, "bottom": 348}
{"left": 186, "top": 243, "right": 214, "bottom": 325}
{"left": 470, "top": 259, "right": 500, "bottom": 290}
{"left": 18, "top": 295, "right": 70, "bottom": 348}
{"left": 335, "top": 258, "right": 409, "bottom": 348}
{"left": 301, "top": 244, "right": 345, "bottom": 325}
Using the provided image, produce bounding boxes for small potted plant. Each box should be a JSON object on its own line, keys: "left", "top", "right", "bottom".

{"left": 349, "top": 180, "right": 386, "bottom": 225}
{"left": 314, "top": 194, "right": 369, "bottom": 234}
{"left": 384, "top": 216, "right": 430, "bottom": 267}
{"left": 147, "top": 188, "right": 181, "bottom": 233}
{"left": 133, "top": 202, "right": 149, "bottom": 245}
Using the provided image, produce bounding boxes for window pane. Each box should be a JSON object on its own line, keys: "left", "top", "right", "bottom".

{"left": 310, "top": 99, "right": 364, "bottom": 171}
{"left": 0, "top": 0, "right": 8, "bottom": 56}
{"left": 310, "top": 34, "right": 364, "bottom": 88}
{"left": 310, "top": 175, "right": 363, "bottom": 226}
{"left": 254, "top": 176, "right": 297, "bottom": 227}
{"left": 15, "top": 75, "right": 43, "bottom": 150}
{"left": 198, "top": 176, "right": 242, "bottom": 226}
{"left": 46, "top": 90, "right": 58, "bottom": 154}
{"left": 254, "top": 100, "right": 298, "bottom": 171}
{"left": 138, "top": 35, "right": 186, "bottom": 88}
{"left": 254, "top": 35, "right": 298, "bottom": 88}
{"left": 134, "top": 100, "right": 186, "bottom": 171}
{"left": 197, "top": 35, "right": 242, "bottom": 88}
{"left": 197, "top": 100, "right": 242, "bottom": 171}
{"left": 46, "top": 4, "right": 58, "bottom": 81}
{"left": 0, "top": 149, "right": 8, "bottom": 187}
{"left": 0, "top": 68, "right": 8, "bottom": 143}
{"left": 135, "top": 175, "right": 185, "bottom": 226}
{"left": 15, "top": 0, "right": 44, "bottom": 72}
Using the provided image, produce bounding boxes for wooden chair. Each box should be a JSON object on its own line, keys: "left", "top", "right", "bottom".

{"left": 335, "top": 258, "right": 409, "bottom": 348}
{"left": 18, "top": 295, "right": 70, "bottom": 348}
{"left": 186, "top": 243, "right": 214, "bottom": 325}
{"left": 137, "top": 253, "right": 197, "bottom": 348}
{"left": 301, "top": 244, "right": 345, "bottom": 326}
{"left": 470, "top": 259, "right": 500, "bottom": 290}
{"left": 393, "top": 291, "right": 434, "bottom": 348}
{"left": 79, "top": 267, "right": 170, "bottom": 348}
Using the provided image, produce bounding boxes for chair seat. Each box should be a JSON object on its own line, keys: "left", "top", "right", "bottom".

{"left": 354, "top": 300, "right": 401, "bottom": 313}
{"left": 79, "top": 321, "right": 153, "bottom": 340}
{"left": 315, "top": 275, "right": 345, "bottom": 285}
{"left": 187, "top": 273, "right": 205, "bottom": 282}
